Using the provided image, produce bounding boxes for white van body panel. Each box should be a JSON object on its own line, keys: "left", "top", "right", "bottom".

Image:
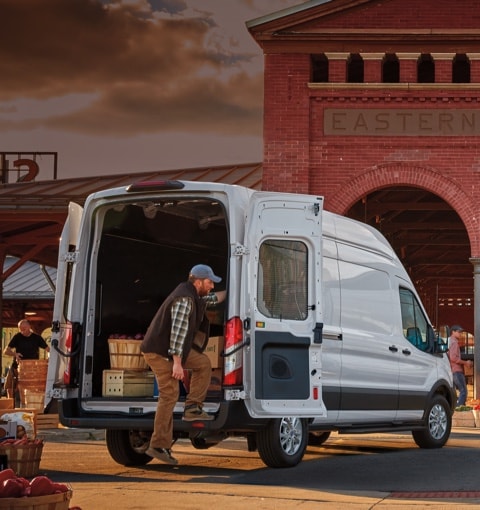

{"left": 45, "top": 180, "right": 454, "bottom": 469}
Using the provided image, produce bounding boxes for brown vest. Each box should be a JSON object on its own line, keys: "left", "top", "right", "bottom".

{"left": 140, "top": 281, "right": 208, "bottom": 362}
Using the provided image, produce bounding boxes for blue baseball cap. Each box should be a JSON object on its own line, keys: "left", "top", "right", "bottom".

{"left": 190, "top": 264, "right": 222, "bottom": 283}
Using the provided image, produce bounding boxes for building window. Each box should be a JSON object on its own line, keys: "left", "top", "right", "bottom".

{"left": 382, "top": 53, "right": 400, "bottom": 83}
{"left": 347, "top": 53, "right": 364, "bottom": 83}
{"left": 453, "top": 53, "right": 471, "bottom": 83}
{"left": 311, "top": 54, "right": 329, "bottom": 82}
{"left": 417, "top": 54, "right": 435, "bottom": 83}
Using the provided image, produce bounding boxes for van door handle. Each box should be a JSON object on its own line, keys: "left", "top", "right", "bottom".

{"left": 402, "top": 349, "right": 411, "bottom": 356}
{"left": 389, "top": 345, "right": 398, "bottom": 352}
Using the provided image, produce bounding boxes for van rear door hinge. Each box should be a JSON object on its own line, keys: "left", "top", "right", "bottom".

{"left": 232, "top": 243, "right": 249, "bottom": 256}
{"left": 63, "top": 251, "right": 78, "bottom": 263}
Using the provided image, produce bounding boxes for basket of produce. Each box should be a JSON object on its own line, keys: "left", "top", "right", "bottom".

{"left": 108, "top": 334, "right": 147, "bottom": 371}
{"left": 0, "top": 470, "right": 72, "bottom": 509}
{"left": 0, "top": 440, "right": 43, "bottom": 479}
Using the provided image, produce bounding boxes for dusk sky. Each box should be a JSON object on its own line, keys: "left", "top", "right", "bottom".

{"left": 0, "top": 0, "right": 301, "bottom": 181}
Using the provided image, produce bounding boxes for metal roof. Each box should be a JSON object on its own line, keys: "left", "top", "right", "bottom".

{"left": 3, "top": 257, "right": 56, "bottom": 300}
{"left": 246, "top": 0, "right": 330, "bottom": 28}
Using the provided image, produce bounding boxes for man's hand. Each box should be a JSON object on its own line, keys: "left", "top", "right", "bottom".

{"left": 172, "top": 355, "right": 184, "bottom": 380}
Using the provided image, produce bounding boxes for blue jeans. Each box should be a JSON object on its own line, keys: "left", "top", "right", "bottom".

{"left": 452, "top": 371, "right": 468, "bottom": 406}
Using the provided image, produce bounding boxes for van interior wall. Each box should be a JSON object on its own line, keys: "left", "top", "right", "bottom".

{"left": 91, "top": 203, "right": 228, "bottom": 397}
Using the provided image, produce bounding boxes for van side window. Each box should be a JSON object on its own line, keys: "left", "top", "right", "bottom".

{"left": 258, "top": 240, "right": 308, "bottom": 321}
{"left": 400, "top": 288, "right": 429, "bottom": 351}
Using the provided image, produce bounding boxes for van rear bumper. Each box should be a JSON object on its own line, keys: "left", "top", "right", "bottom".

{"left": 58, "top": 398, "right": 269, "bottom": 433}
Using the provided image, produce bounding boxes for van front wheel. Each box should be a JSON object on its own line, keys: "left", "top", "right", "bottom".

{"left": 412, "top": 395, "right": 451, "bottom": 449}
{"left": 256, "top": 417, "right": 308, "bottom": 468}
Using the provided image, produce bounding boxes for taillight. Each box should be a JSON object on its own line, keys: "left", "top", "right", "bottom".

{"left": 63, "top": 321, "right": 73, "bottom": 385}
{"left": 223, "top": 316, "right": 243, "bottom": 386}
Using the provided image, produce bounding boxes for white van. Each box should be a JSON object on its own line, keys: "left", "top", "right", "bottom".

{"left": 46, "top": 180, "right": 454, "bottom": 468}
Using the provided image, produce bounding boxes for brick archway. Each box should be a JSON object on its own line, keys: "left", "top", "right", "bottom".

{"left": 327, "top": 162, "right": 479, "bottom": 255}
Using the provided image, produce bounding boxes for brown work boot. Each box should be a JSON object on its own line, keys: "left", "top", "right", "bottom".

{"left": 146, "top": 447, "right": 178, "bottom": 465}
{"left": 182, "top": 405, "right": 214, "bottom": 422}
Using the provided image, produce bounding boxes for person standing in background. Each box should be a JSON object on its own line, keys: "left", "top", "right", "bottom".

{"left": 447, "top": 325, "right": 473, "bottom": 408}
{"left": 3, "top": 319, "right": 50, "bottom": 402}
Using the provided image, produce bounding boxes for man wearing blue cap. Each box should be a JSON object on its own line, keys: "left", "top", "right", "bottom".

{"left": 447, "top": 325, "right": 473, "bottom": 408}
{"left": 141, "top": 264, "right": 226, "bottom": 465}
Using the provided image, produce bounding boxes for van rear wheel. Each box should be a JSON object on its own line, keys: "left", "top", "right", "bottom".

{"left": 412, "top": 394, "right": 451, "bottom": 449}
{"left": 106, "top": 429, "right": 153, "bottom": 466}
{"left": 256, "top": 417, "right": 308, "bottom": 468}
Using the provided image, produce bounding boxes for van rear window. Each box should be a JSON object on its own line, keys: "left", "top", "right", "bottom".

{"left": 257, "top": 240, "right": 308, "bottom": 321}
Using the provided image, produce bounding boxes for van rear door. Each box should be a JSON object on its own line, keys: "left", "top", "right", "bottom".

{"left": 242, "top": 192, "right": 327, "bottom": 418}
{"left": 45, "top": 202, "right": 83, "bottom": 406}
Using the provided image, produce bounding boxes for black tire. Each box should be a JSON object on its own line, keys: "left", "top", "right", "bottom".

{"left": 412, "top": 394, "right": 451, "bottom": 449}
{"left": 256, "top": 417, "right": 308, "bottom": 468}
{"left": 106, "top": 429, "right": 153, "bottom": 466}
{"left": 308, "top": 430, "right": 331, "bottom": 446}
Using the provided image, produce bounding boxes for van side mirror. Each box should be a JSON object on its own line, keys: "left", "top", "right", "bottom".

{"left": 427, "top": 325, "right": 448, "bottom": 354}
{"left": 432, "top": 326, "right": 448, "bottom": 354}
{"left": 435, "top": 336, "right": 449, "bottom": 354}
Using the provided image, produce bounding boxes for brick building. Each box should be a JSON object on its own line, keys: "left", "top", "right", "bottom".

{"left": 247, "top": 0, "right": 480, "bottom": 370}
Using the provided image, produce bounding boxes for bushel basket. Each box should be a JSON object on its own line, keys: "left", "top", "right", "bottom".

{"left": 0, "top": 443, "right": 43, "bottom": 478}
{"left": 0, "top": 490, "right": 72, "bottom": 510}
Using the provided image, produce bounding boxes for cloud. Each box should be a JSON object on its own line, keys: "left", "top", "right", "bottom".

{"left": 0, "top": 0, "right": 299, "bottom": 178}
{"left": 0, "top": 0, "right": 274, "bottom": 136}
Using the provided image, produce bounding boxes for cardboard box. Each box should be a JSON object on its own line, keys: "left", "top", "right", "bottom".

{"left": 0, "top": 421, "right": 16, "bottom": 440}
{"left": 205, "top": 336, "right": 224, "bottom": 368}
{"left": 102, "top": 370, "right": 154, "bottom": 397}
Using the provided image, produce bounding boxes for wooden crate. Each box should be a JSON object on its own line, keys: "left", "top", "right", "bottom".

{"left": 102, "top": 370, "right": 154, "bottom": 397}
{"left": 36, "top": 414, "right": 59, "bottom": 430}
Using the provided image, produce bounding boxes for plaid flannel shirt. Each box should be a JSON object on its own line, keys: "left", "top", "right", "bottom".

{"left": 168, "top": 292, "right": 218, "bottom": 357}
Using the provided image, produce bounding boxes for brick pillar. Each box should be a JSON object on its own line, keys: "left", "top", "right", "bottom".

{"left": 469, "top": 53, "right": 480, "bottom": 83}
{"left": 361, "top": 53, "right": 385, "bottom": 83}
{"left": 432, "top": 53, "right": 455, "bottom": 83}
{"left": 397, "top": 53, "right": 419, "bottom": 83}
{"left": 325, "top": 53, "right": 349, "bottom": 82}
{"left": 362, "top": 53, "right": 383, "bottom": 83}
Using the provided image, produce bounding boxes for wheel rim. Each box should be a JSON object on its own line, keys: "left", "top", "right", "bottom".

{"left": 279, "top": 417, "right": 303, "bottom": 455}
{"left": 428, "top": 403, "right": 448, "bottom": 440}
{"left": 128, "top": 430, "right": 150, "bottom": 453}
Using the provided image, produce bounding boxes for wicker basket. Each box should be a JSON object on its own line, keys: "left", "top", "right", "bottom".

{"left": 0, "top": 490, "right": 72, "bottom": 510}
{"left": 0, "top": 443, "right": 43, "bottom": 478}
{"left": 108, "top": 339, "right": 147, "bottom": 371}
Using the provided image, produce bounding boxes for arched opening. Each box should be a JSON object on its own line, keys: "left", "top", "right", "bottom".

{"left": 347, "top": 53, "right": 364, "bottom": 83}
{"left": 382, "top": 53, "right": 400, "bottom": 83}
{"left": 417, "top": 53, "right": 435, "bottom": 83}
{"left": 311, "top": 54, "right": 329, "bottom": 82}
{"left": 346, "top": 186, "right": 472, "bottom": 332}
{"left": 452, "top": 53, "right": 471, "bottom": 83}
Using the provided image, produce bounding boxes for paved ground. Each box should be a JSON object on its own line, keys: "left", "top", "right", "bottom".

{"left": 33, "top": 425, "right": 480, "bottom": 509}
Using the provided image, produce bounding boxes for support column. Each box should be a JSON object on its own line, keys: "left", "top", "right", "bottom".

{"left": 325, "top": 53, "right": 349, "bottom": 83}
{"left": 431, "top": 53, "right": 455, "bottom": 83}
{"left": 362, "top": 53, "right": 384, "bottom": 83}
{"left": 468, "top": 53, "right": 480, "bottom": 83}
{"left": 397, "top": 52, "right": 419, "bottom": 83}
{"left": 470, "top": 257, "right": 480, "bottom": 400}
